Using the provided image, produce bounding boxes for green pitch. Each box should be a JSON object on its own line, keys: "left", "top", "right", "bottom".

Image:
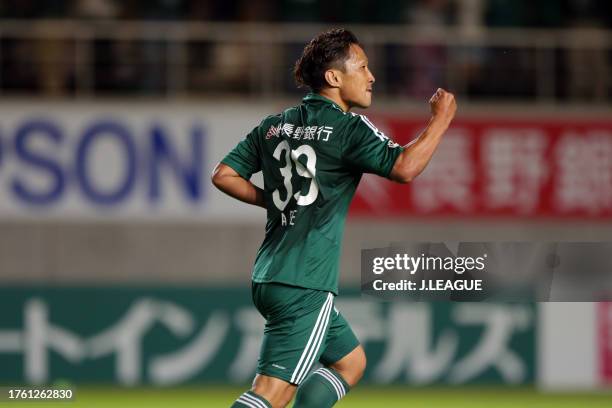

{"left": 2, "top": 386, "right": 611, "bottom": 407}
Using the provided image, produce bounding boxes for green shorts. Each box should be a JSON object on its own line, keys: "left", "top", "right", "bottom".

{"left": 251, "top": 282, "right": 360, "bottom": 385}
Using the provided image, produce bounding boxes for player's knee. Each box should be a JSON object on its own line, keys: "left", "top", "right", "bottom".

{"left": 250, "top": 385, "right": 293, "bottom": 408}
{"left": 281, "top": 386, "right": 297, "bottom": 407}
{"left": 251, "top": 374, "right": 296, "bottom": 408}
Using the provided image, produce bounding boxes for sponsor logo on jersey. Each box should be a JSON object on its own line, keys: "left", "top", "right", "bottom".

{"left": 267, "top": 123, "right": 334, "bottom": 142}
{"left": 266, "top": 125, "right": 280, "bottom": 139}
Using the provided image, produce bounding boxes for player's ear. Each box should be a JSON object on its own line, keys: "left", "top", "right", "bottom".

{"left": 324, "top": 69, "right": 342, "bottom": 89}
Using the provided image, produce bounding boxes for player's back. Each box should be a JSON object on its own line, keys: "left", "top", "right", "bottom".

{"left": 222, "top": 93, "right": 402, "bottom": 294}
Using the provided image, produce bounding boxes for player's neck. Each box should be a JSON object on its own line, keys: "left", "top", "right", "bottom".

{"left": 318, "top": 89, "right": 350, "bottom": 112}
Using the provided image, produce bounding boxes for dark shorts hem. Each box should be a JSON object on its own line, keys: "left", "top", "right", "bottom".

{"left": 319, "top": 340, "right": 361, "bottom": 367}
{"left": 255, "top": 368, "right": 295, "bottom": 385}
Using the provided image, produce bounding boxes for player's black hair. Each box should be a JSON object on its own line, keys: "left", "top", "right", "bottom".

{"left": 294, "top": 28, "right": 360, "bottom": 92}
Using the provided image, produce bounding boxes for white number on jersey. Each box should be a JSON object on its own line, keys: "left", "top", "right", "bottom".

{"left": 272, "top": 141, "right": 319, "bottom": 211}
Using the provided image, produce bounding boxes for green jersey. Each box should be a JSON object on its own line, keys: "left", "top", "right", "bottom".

{"left": 222, "top": 93, "right": 402, "bottom": 294}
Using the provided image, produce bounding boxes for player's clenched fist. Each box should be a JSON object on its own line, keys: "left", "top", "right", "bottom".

{"left": 429, "top": 88, "right": 456, "bottom": 122}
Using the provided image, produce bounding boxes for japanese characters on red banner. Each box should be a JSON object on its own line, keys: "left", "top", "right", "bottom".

{"left": 352, "top": 117, "right": 612, "bottom": 218}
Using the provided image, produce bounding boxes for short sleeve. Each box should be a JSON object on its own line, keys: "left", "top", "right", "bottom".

{"left": 221, "top": 123, "right": 263, "bottom": 180}
{"left": 342, "top": 114, "right": 403, "bottom": 178}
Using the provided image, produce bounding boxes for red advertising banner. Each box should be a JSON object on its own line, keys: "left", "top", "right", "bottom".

{"left": 352, "top": 117, "right": 612, "bottom": 218}
{"left": 598, "top": 302, "right": 612, "bottom": 385}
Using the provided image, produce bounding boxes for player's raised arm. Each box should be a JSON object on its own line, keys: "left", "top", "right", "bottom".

{"left": 389, "top": 88, "right": 457, "bottom": 184}
{"left": 211, "top": 163, "right": 266, "bottom": 209}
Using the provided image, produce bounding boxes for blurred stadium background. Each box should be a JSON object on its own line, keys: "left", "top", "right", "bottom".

{"left": 0, "top": 0, "right": 611, "bottom": 407}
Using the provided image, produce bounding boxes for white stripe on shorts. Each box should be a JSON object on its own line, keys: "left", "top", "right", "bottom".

{"left": 290, "top": 292, "right": 333, "bottom": 384}
{"left": 294, "top": 293, "right": 334, "bottom": 384}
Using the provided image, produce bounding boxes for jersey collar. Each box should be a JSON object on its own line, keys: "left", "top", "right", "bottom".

{"left": 303, "top": 93, "right": 345, "bottom": 113}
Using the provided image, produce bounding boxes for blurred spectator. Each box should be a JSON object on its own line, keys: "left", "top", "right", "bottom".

{"left": 0, "top": 0, "right": 609, "bottom": 101}
{"left": 73, "top": 0, "right": 119, "bottom": 19}
{"left": 0, "top": 0, "right": 609, "bottom": 27}
{"left": 456, "top": 0, "right": 486, "bottom": 34}
{"left": 564, "top": 0, "right": 611, "bottom": 101}
{"left": 406, "top": 0, "right": 453, "bottom": 26}
{"left": 188, "top": 0, "right": 274, "bottom": 95}
{"left": 0, "top": 0, "right": 75, "bottom": 95}
{"left": 449, "top": 0, "right": 487, "bottom": 97}
{"left": 94, "top": 39, "right": 150, "bottom": 93}
{"left": 401, "top": 0, "right": 451, "bottom": 98}
{"left": 35, "top": 36, "right": 75, "bottom": 96}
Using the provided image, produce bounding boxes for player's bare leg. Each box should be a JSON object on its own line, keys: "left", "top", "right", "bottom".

{"left": 252, "top": 374, "right": 297, "bottom": 408}
{"left": 231, "top": 373, "right": 296, "bottom": 408}
{"left": 328, "top": 344, "right": 367, "bottom": 386}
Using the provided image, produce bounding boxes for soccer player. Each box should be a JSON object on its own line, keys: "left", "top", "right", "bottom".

{"left": 212, "top": 28, "right": 456, "bottom": 408}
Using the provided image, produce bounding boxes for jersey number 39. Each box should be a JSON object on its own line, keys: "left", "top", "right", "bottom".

{"left": 272, "top": 140, "right": 319, "bottom": 211}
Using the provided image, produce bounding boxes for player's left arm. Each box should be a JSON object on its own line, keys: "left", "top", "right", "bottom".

{"left": 211, "top": 163, "right": 266, "bottom": 209}
{"left": 389, "top": 88, "right": 456, "bottom": 183}
{"left": 213, "top": 118, "right": 271, "bottom": 209}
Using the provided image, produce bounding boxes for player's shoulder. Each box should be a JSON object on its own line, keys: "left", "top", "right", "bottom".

{"left": 345, "top": 111, "right": 376, "bottom": 128}
{"left": 260, "top": 113, "right": 283, "bottom": 128}
{"left": 260, "top": 103, "right": 304, "bottom": 126}
{"left": 343, "top": 111, "right": 400, "bottom": 148}
{"left": 322, "top": 102, "right": 352, "bottom": 123}
{"left": 299, "top": 96, "right": 347, "bottom": 122}
{"left": 254, "top": 113, "right": 282, "bottom": 139}
{"left": 340, "top": 111, "right": 388, "bottom": 141}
